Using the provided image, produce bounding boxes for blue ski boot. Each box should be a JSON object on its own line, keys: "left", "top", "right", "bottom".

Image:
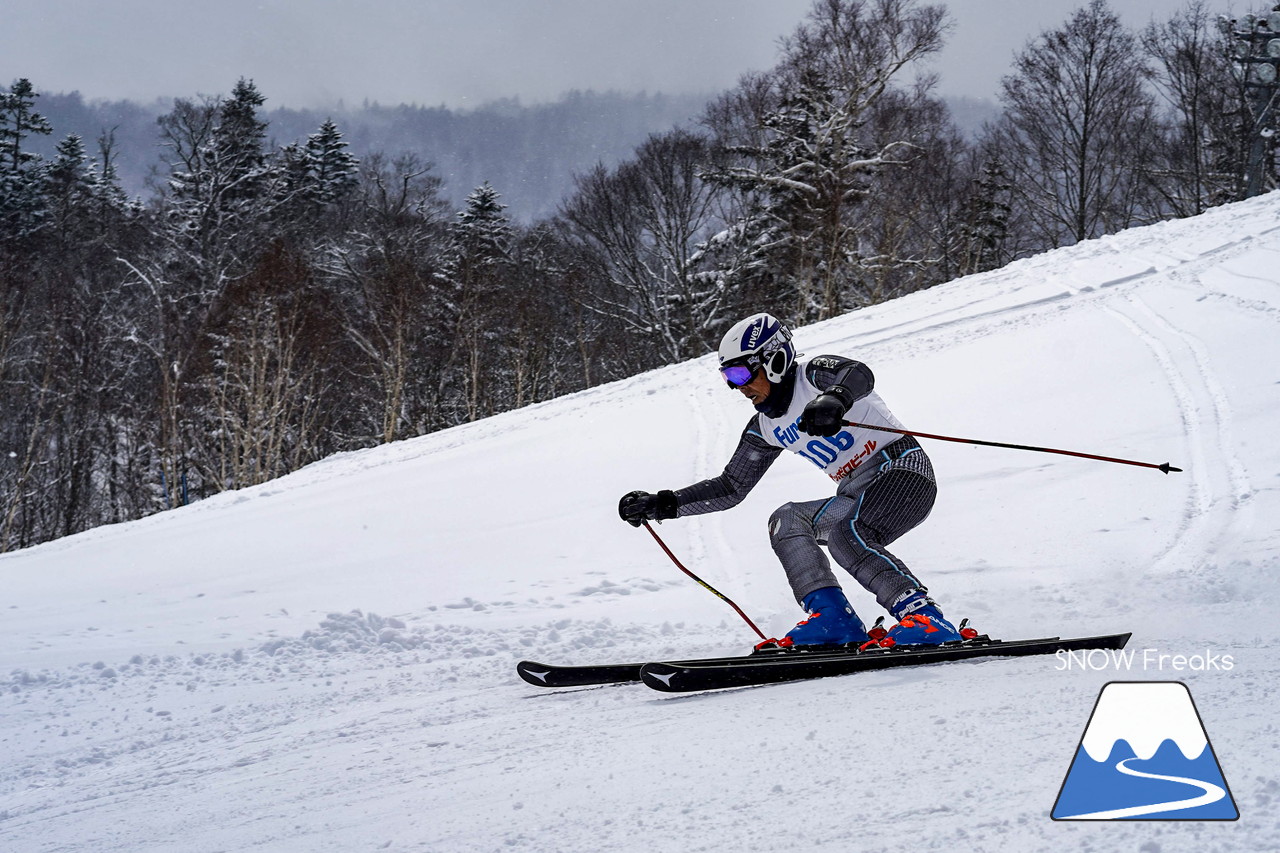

{"left": 778, "top": 587, "right": 870, "bottom": 649}
{"left": 879, "top": 592, "right": 963, "bottom": 647}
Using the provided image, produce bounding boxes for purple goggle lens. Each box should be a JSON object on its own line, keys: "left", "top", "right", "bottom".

{"left": 721, "top": 364, "right": 755, "bottom": 387}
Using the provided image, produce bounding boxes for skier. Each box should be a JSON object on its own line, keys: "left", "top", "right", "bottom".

{"left": 618, "top": 312, "right": 963, "bottom": 649}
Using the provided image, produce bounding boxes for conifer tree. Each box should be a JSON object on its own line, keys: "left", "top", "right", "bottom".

{"left": 443, "top": 182, "right": 513, "bottom": 422}
{"left": 956, "top": 158, "right": 1012, "bottom": 276}
{"left": 451, "top": 182, "right": 510, "bottom": 261}
{"left": 42, "top": 135, "right": 98, "bottom": 243}
{"left": 0, "top": 78, "right": 52, "bottom": 174}
{"left": 163, "top": 78, "right": 275, "bottom": 259}
{"left": 306, "top": 119, "right": 359, "bottom": 207}
{"left": 209, "top": 78, "right": 270, "bottom": 204}
{"left": 275, "top": 119, "right": 359, "bottom": 228}
{"left": 142, "top": 79, "right": 280, "bottom": 507}
{"left": 0, "top": 78, "right": 53, "bottom": 242}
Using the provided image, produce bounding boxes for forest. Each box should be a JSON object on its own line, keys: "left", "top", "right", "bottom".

{"left": 1, "top": 0, "right": 1273, "bottom": 550}
{"left": 27, "top": 88, "right": 718, "bottom": 223}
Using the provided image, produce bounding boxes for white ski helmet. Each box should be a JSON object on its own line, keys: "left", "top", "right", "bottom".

{"left": 717, "top": 312, "right": 796, "bottom": 385}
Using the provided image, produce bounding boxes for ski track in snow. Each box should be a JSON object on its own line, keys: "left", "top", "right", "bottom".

{"left": 1101, "top": 234, "right": 1265, "bottom": 570}
{"left": 1099, "top": 297, "right": 1223, "bottom": 573}
{"left": 1040, "top": 223, "right": 1264, "bottom": 579}
{"left": 1116, "top": 293, "right": 1253, "bottom": 573}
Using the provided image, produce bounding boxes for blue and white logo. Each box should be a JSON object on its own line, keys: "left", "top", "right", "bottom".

{"left": 741, "top": 316, "right": 778, "bottom": 352}
{"left": 1052, "top": 681, "right": 1238, "bottom": 820}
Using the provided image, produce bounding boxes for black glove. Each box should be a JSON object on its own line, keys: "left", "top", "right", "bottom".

{"left": 799, "top": 392, "right": 850, "bottom": 437}
{"left": 618, "top": 490, "right": 678, "bottom": 527}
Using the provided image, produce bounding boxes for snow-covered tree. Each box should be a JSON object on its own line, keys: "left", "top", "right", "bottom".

{"left": 955, "top": 157, "right": 1012, "bottom": 276}
{"left": 277, "top": 118, "right": 360, "bottom": 227}
{"left": 0, "top": 78, "right": 51, "bottom": 174}
{"left": 207, "top": 78, "right": 271, "bottom": 204}
{"left": 135, "top": 79, "right": 282, "bottom": 506}
{"left": 160, "top": 78, "right": 276, "bottom": 273}
{"left": 306, "top": 119, "right": 359, "bottom": 207}
{"left": 441, "top": 182, "right": 514, "bottom": 422}
{"left": 194, "top": 242, "right": 333, "bottom": 491}
{"left": 0, "top": 78, "right": 53, "bottom": 243}
{"left": 1, "top": 113, "right": 145, "bottom": 550}
{"left": 451, "top": 182, "right": 509, "bottom": 259}
{"left": 702, "top": 0, "right": 951, "bottom": 322}
{"left": 561, "top": 128, "right": 722, "bottom": 362}
{"left": 42, "top": 135, "right": 99, "bottom": 243}
{"left": 321, "top": 151, "right": 451, "bottom": 442}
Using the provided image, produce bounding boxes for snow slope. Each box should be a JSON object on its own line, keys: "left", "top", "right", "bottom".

{"left": 3, "top": 195, "right": 1279, "bottom": 852}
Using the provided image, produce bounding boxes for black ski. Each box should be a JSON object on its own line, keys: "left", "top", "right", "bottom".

{"left": 518, "top": 632, "right": 1130, "bottom": 689}
{"left": 517, "top": 659, "right": 648, "bottom": 688}
{"left": 517, "top": 645, "right": 854, "bottom": 688}
{"left": 639, "top": 632, "right": 1131, "bottom": 693}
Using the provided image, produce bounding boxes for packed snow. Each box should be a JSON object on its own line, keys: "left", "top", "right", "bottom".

{"left": 3, "top": 194, "right": 1280, "bottom": 851}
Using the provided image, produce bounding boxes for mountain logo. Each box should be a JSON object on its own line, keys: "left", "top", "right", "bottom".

{"left": 1052, "top": 681, "right": 1238, "bottom": 821}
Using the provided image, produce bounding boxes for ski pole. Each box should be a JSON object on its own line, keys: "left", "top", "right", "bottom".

{"left": 841, "top": 421, "right": 1183, "bottom": 474}
{"left": 641, "top": 521, "right": 768, "bottom": 641}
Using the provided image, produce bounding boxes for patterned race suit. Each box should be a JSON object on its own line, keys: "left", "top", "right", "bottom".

{"left": 673, "top": 356, "right": 936, "bottom": 611}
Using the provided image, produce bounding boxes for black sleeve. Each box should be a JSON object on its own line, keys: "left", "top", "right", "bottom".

{"left": 805, "top": 355, "right": 874, "bottom": 407}
{"left": 673, "top": 418, "right": 781, "bottom": 516}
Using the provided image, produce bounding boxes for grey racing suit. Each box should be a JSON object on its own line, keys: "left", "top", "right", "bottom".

{"left": 673, "top": 356, "right": 936, "bottom": 613}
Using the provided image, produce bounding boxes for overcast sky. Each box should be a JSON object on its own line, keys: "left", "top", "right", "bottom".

{"left": 2, "top": 0, "right": 1217, "bottom": 110}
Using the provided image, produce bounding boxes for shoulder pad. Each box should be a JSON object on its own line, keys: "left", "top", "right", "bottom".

{"left": 807, "top": 355, "right": 850, "bottom": 371}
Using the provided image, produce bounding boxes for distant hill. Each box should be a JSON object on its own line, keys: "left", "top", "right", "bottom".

{"left": 944, "top": 95, "right": 1001, "bottom": 138}
{"left": 29, "top": 89, "right": 714, "bottom": 222}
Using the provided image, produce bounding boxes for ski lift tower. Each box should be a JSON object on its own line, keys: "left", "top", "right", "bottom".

{"left": 1221, "top": 8, "right": 1280, "bottom": 197}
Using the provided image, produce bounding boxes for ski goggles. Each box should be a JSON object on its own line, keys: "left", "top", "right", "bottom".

{"left": 720, "top": 362, "right": 758, "bottom": 388}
